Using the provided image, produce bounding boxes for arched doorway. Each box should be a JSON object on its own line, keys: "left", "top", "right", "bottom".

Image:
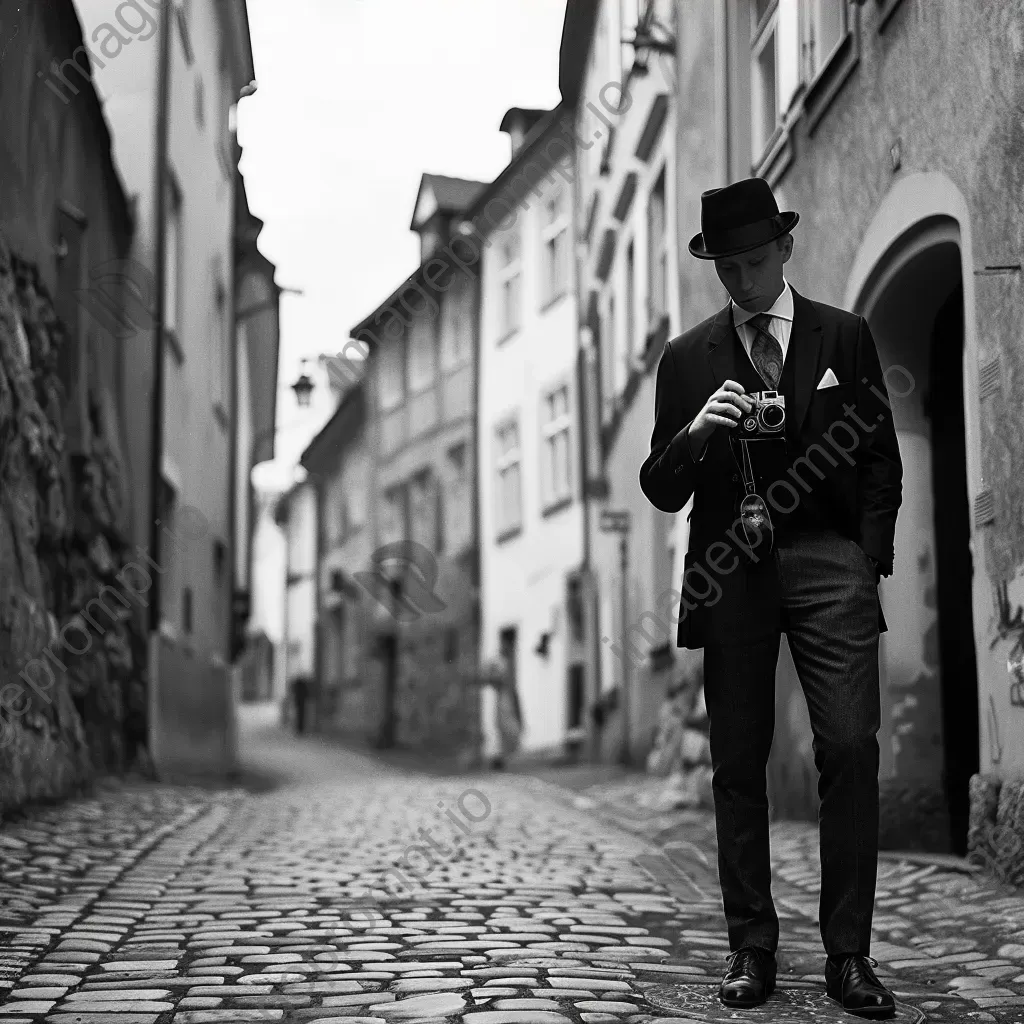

{"left": 855, "top": 216, "right": 979, "bottom": 854}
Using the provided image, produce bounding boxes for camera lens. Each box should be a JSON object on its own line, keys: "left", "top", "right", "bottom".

{"left": 759, "top": 404, "right": 785, "bottom": 431}
{"left": 742, "top": 416, "right": 758, "bottom": 433}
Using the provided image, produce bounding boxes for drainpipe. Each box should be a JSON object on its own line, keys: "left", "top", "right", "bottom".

{"left": 146, "top": 0, "right": 173, "bottom": 771}
{"left": 570, "top": 133, "right": 603, "bottom": 762}
{"left": 312, "top": 476, "right": 324, "bottom": 729}
{"left": 227, "top": 288, "right": 240, "bottom": 668}
{"left": 470, "top": 267, "right": 483, "bottom": 761}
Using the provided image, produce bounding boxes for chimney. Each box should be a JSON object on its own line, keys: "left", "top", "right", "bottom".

{"left": 499, "top": 107, "right": 550, "bottom": 161}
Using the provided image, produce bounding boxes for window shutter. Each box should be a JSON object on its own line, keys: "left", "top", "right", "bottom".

{"left": 777, "top": 0, "right": 801, "bottom": 114}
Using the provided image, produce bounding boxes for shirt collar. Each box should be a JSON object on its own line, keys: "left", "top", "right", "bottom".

{"left": 731, "top": 277, "right": 793, "bottom": 327}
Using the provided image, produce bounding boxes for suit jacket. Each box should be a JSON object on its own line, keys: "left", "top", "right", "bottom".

{"left": 639, "top": 287, "right": 903, "bottom": 649}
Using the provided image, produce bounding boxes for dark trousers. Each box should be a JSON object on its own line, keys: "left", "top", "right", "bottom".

{"left": 703, "top": 529, "right": 881, "bottom": 958}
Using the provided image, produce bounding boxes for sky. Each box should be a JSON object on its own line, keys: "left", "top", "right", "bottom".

{"left": 237, "top": 0, "right": 567, "bottom": 487}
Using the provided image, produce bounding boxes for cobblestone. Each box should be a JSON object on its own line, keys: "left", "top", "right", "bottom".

{"left": 0, "top": 736, "right": 1022, "bottom": 1022}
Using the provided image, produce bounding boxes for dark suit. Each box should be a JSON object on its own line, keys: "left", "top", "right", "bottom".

{"left": 639, "top": 287, "right": 903, "bottom": 958}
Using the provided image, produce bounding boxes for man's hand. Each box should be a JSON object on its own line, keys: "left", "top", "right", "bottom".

{"left": 688, "top": 380, "right": 753, "bottom": 453}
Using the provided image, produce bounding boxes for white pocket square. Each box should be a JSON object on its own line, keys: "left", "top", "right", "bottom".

{"left": 816, "top": 368, "right": 840, "bottom": 390}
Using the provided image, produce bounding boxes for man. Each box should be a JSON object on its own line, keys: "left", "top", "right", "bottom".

{"left": 639, "top": 178, "right": 903, "bottom": 1019}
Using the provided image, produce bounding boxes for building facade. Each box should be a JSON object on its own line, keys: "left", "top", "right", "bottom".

{"left": 299, "top": 383, "right": 378, "bottom": 737}
{"left": 275, "top": 475, "right": 318, "bottom": 720}
{"left": 561, "top": 0, "right": 688, "bottom": 765}
{"left": 344, "top": 173, "right": 485, "bottom": 759}
{"left": 72, "top": 0, "right": 258, "bottom": 776}
{"left": 233, "top": 171, "right": 282, "bottom": 701}
{"left": 477, "top": 107, "right": 586, "bottom": 761}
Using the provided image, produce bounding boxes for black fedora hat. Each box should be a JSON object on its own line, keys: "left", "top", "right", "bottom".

{"left": 688, "top": 177, "right": 799, "bottom": 260}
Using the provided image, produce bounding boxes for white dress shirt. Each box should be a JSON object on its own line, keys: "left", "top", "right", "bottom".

{"left": 731, "top": 276, "right": 794, "bottom": 375}
{"left": 686, "top": 277, "right": 794, "bottom": 462}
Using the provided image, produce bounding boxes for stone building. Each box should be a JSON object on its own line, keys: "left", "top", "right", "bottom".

{"left": 475, "top": 107, "right": 587, "bottom": 762}
{"left": 72, "top": 0, "right": 262, "bottom": 778}
{"left": 0, "top": 0, "right": 148, "bottom": 809}
{"left": 342, "top": 173, "right": 486, "bottom": 759}
{"left": 563, "top": 0, "right": 1024, "bottom": 863}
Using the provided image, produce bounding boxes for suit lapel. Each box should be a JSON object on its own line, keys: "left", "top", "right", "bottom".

{"left": 788, "top": 287, "right": 824, "bottom": 435}
{"left": 706, "top": 302, "right": 736, "bottom": 389}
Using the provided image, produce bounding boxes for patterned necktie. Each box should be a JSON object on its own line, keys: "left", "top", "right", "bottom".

{"left": 748, "top": 312, "right": 784, "bottom": 389}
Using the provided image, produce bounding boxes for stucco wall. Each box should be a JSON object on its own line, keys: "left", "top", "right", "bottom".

{"left": 478, "top": 119, "right": 585, "bottom": 757}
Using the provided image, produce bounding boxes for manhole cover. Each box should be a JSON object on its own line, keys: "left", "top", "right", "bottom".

{"left": 639, "top": 981, "right": 927, "bottom": 1022}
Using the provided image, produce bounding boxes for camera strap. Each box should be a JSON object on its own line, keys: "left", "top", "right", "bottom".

{"left": 729, "top": 436, "right": 758, "bottom": 495}
{"left": 730, "top": 436, "right": 775, "bottom": 560}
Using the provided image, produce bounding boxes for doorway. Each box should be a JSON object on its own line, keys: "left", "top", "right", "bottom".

{"left": 498, "top": 626, "right": 523, "bottom": 727}
{"left": 859, "top": 219, "right": 980, "bottom": 853}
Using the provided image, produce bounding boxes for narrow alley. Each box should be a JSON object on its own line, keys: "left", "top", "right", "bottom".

{"left": 0, "top": 713, "right": 1021, "bottom": 1023}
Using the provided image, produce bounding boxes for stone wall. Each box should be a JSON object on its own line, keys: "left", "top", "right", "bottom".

{"left": 968, "top": 773, "right": 1024, "bottom": 888}
{"left": 0, "top": 235, "right": 144, "bottom": 815}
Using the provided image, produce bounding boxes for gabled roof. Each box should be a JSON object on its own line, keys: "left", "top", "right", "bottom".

{"left": 350, "top": 105, "right": 568, "bottom": 341}
{"left": 409, "top": 173, "right": 488, "bottom": 231}
{"left": 299, "top": 381, "right": 367, "bottom": 477}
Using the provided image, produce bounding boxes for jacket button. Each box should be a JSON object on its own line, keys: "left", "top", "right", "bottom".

{"left": 732, "top": 473, "right": 739, "bottom": 482}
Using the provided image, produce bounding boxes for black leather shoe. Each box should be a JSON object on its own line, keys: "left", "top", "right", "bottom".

{"left": 825, "top": 955, "right": 896, "bottom": 1019}
{"left": 719, "top": 946, "right": 776, "bottom": 1008}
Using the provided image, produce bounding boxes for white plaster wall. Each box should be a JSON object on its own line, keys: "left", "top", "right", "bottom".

{"left": 478, "top": 134, "right": 584, "bottom": 755}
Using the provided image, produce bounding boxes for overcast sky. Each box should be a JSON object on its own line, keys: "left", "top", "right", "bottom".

{"left": 238, "top": 0, "right": 566, "bottom": 485}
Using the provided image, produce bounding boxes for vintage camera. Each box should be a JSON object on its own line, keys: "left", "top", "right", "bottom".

{"left": 737, "top": 390, "right": 786, "bottom": 439}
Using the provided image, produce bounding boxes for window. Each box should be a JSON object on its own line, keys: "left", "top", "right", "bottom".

{"left": 175, "top": 0, "right": 194, "bottom": 64}
{"left": 804, "top": 0, "right": 846, "bottom": 80}
{"left": 378, "top": 342, "right": 405, "bottom": 411}
{"left": 749, "top": 0, "right": 802, "bottom": 158}
{"left": 442, "top": 279, "right": 472, "bottom": 368}
{"left": 407, "top": 316, "right": 436, "bottom": 393}
{"left": 212, "top": 276, "right": 228, "bottom": 418}
{"left": 541, "top": 384, "right": 572, "bottom": 509}
{"left": 620, "top": 0, "right": 642, "bottom": 80}
{"left": 495, "top": 418, "right": 522, "bottom": 537}
{"left": 213, "top": 539, "right": 226, "bottom": 586}
{"left": 444, "top": 627, "right": 458, "bottom": 665}
{"left": 409, "top": 468, "right": 438, "bottom": 553}
{"left": 647, "top": 169, "right": 668, "bottom": 324}
{"left": 339, "top": 489, "right": 350, "bottom": 541}
{"left": 540, "top": 192, "right": 569, "bottom": 307}
{"left": 609, "top": 292, "right": 625, "bottom": 400}
{"left": 164, "top": 176, "right": 182, "bottom": 346}
{"left": 445, "top": 442, "right": 470, "bottom": 552}
{"left": 381, "top": 484, "right": 407, "bottom": 547}
{"left": 497, "top": 233, "right": 521, "bottom": 338}
{"left": 625, "top": 240, "right": 638, "bottom": 363}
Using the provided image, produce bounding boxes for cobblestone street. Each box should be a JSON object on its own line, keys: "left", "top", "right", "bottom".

{"left": 0, "top": 713, "right": 1022, "bottom": 1024}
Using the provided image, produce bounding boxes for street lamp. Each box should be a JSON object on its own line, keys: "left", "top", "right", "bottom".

{"left": 625, "top": 2, "right": 677, "bottom": 77}
{"left": 291, "top": 358, "right": 315, "bottom": 408}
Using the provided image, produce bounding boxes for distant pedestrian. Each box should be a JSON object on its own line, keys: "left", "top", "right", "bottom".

{"left": 292, "top": 675, "right": 309, "bottom": 735}
{"left": 482, "top": 656, "right": 521, "bottom": 770}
